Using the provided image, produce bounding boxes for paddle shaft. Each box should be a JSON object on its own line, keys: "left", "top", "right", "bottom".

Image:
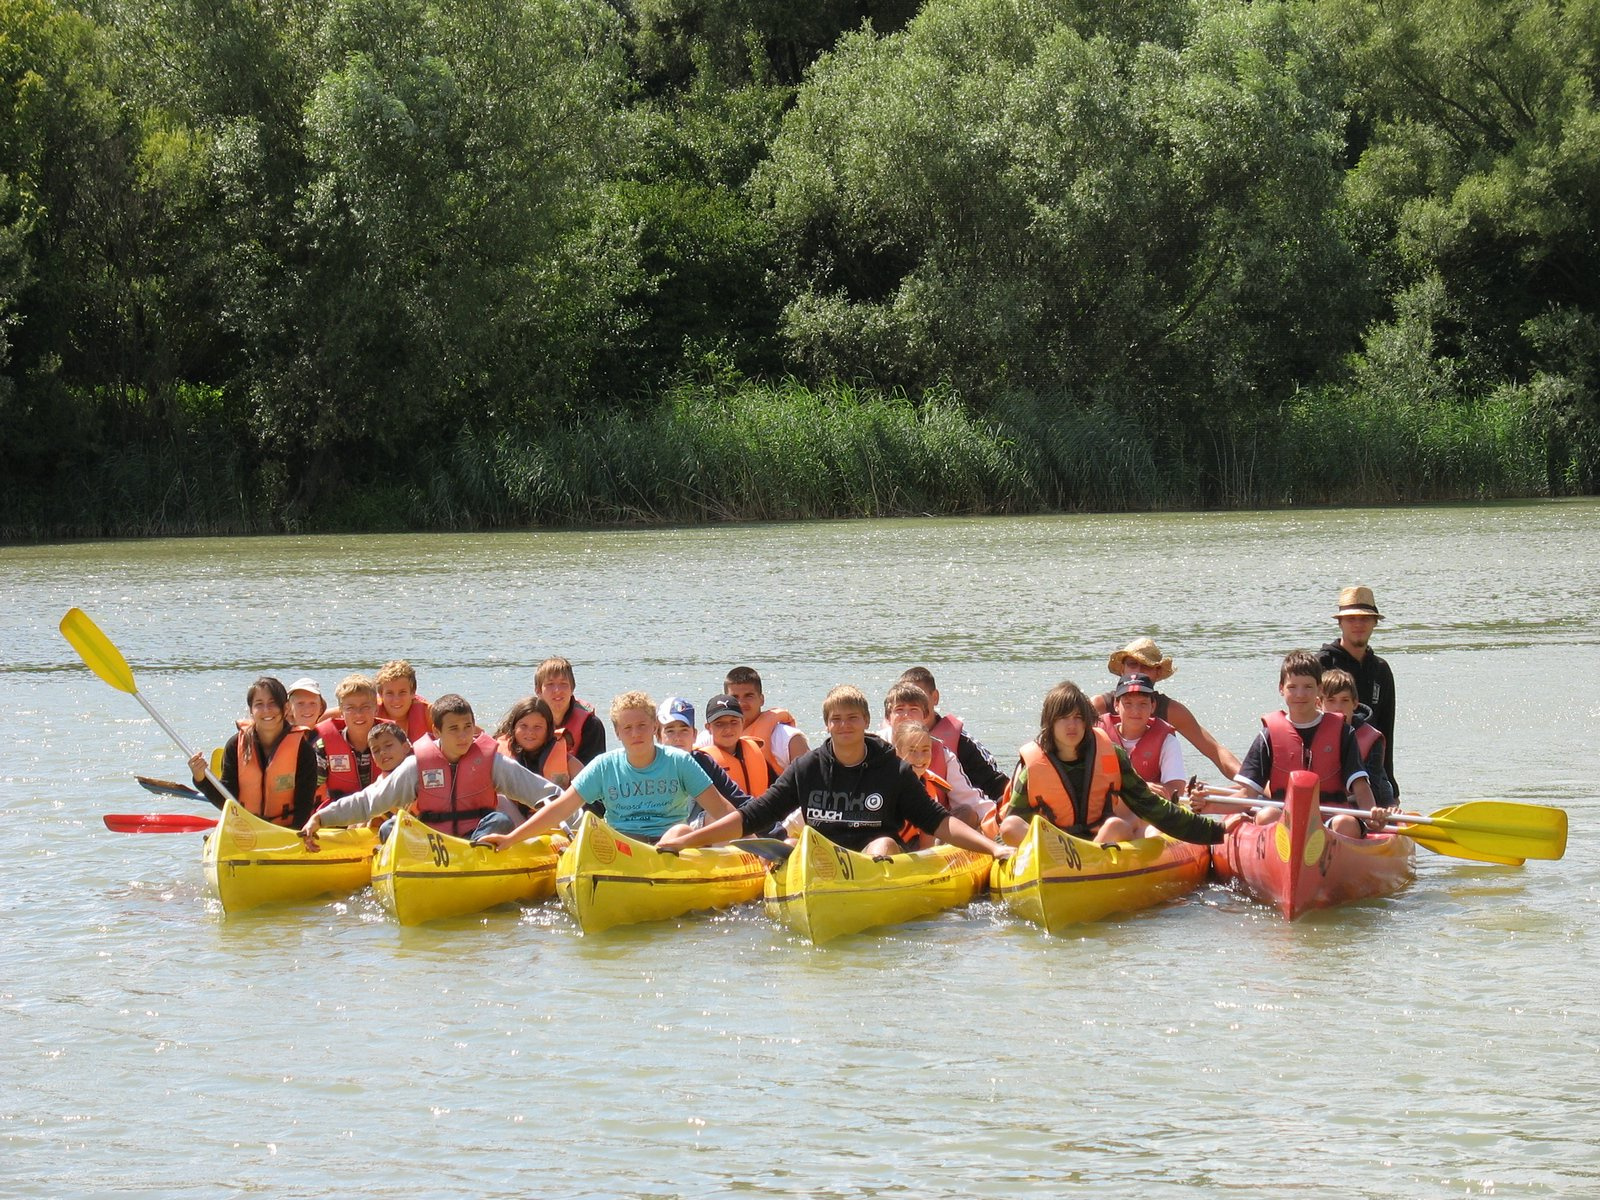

{"left": 104, "top": 813, "right": 218, "bottom": 833}
{"left": 130, "top": 690, "right": 235, "bottom": 803}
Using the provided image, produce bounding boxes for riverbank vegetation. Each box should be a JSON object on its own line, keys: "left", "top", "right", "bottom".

{"left": 1, "top": 0, "right": 1596, "bottom": 538}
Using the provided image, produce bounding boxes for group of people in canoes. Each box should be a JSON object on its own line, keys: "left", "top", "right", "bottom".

{"left": 188, "top": 584, "right": 1401, "bottom": 862}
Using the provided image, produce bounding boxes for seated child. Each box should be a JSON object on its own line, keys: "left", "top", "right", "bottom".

{"left": 317, "top": 674, "right": 382, "bottom": 800}
{"left": 656, "top": 696, "right": 752, "bottom": 817}
{"left": 895, "top": 666, "right": 1009, "bottom": 802}
{"left": 880, "top": 681, "right": 994, "bottom": 829}
{"left": 1195, "top": 650, "right": 1390, "bottom": 839}
{"left": 300, "top": 694, "right": 559, "bottom": 847}
{"left": 1000, "top": 681, "right": 1229, "bottom": 848}
{"left": 890, "top": 720, "right": 949, "bottom": 850}
{"left": 376, "top": 660, "right": 433, "bottom": 742}
{"left": 658, "top": 685, "right": 1009, "bottom": 860}
{"left": 1319, "top": 668, "right": 1394, "bottom": 808}
{"left": 1097, "top": 673, "right": 1186, "bottom": 800}
{"left": 493, "top": 696, "right": 573, "bottom": 788}
{"left": 287, "top": 678, "right": 327, "bottom": 728}
{"left": 477, "top": 691, "right": 737, "bottom": 848}
{"left": 535, "top": 656, "right": 606, "bottom": 765}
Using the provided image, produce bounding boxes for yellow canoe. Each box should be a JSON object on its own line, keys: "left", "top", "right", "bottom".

{"left": 764, "top": 825, "right": 992, "bottom": 944}
{"left": 372, "top": 808, "right": 561, "bottom": 925}
{"left": 202, "top": 798, "right": 377, "bottom": 914}
{"left": 556, "top": 814, "right": 770, "bottom": 933}
{"left": 989, "top": 815, "right": 1210, "bottom": 934}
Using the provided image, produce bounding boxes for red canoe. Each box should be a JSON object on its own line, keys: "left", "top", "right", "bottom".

{"left": 1214, "top": 770, "right": 1414, "bottom": 919}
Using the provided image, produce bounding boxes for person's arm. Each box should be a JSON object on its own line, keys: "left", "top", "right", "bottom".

{"left": 1365, "top": 745, "right": 1395, "bottom": 808}
{"left": 292, "top": 736, "right": 320, "bottom": 829}
{"left": 783, "top": 728, "right": 810, "bottom": 762}
{"left": 691, "top": 784, "right": 737, "bottom": 823}
{"left": 656, "top": 807, "right": 748, "bottom": 851}
{"left": 955, "top": 731, "right": 1009, "bottom": 802}
{"left": 476, "top": 784, "right": 586, "bottom": 849}
{"left": 489, "top": 755, "right": 562, "bottom": 811}
{"left": 1230, "top": 732, "right": 1271, "bottom": 796}
{"left": 934, "top": 814, "right": 1012, "bottom": 859}
{"left": 939, "top": 754, "right": 991, "bottom": 823}
{"left": 301, "top": 758, "right": 419, "bottom": 847}
{"left": 1115, "top": 752, "right": 1226, "bottom": 845}
{"left": 1379, "top": 662, "right": 1398, "bottom": 800}
{"left": 1157, "top": 732, "right": 1187, "bottom": 799}
{"left": 690, "top": 750, "right": 751, "bottom": 806}
{"left": 190, "top": 737, "right": 238, "bottom": 810}
{"left": 1164, "top": 697, "right": 1243, "bottom": 779}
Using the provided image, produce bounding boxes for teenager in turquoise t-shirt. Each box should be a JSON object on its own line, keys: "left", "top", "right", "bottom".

{"left": 477, "top": 691, "right": 739, "bottom": 849}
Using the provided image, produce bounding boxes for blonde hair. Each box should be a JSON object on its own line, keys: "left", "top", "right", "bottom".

{"left": 336, "top": 674, "right": 377, "bottom": 703}
{"left": 821, "top": 684, "right": 869, "bottom": 721}
{"left": 891, "top": 721, "right": 932, "bottom": 755}
{"left": 608, "top": 690, "right": 656, "bottom": 725}
{"left": 375, "top": 660, "right": 417, "bottom": 689}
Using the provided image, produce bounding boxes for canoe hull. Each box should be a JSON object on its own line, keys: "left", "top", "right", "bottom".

{"left": 990, "top": 816, "right": 1210, "bottom": 934}
{"left": 556, "top": 815, "right": 769, "bottom": 933}
{"left": 372, "top": 808, "right": 559, "bottom": 926}
{"left": 764, "top": 826, "right": 991, "bottom": 944}
{"left": 1217, "top": 770, "right": 1414, "bottom": 920}
{"left": 202, "top": 799, "right": 377, "bottom": 914}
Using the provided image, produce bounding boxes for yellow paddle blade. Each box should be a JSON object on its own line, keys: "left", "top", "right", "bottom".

{"left": 59, "top": 608, "right": 138, "bottom": 694}
{"left": 211, "top": 747, "right": 225, "bottom": 777}
{"left": 1399, "top": 800, "right": 1567, "bottom": 861}
{"left": 1402, "top": 826, "right": 1524, "bottom": 866}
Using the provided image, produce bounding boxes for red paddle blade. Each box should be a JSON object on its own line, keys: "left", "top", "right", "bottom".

{"left": 103, "top": 813, "right": 218, "bottom": 834}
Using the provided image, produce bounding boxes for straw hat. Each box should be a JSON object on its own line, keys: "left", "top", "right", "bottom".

{"left": 1332, "top": 585, "right": 1385, "bottom": 620}
{"left": 1106, "top": 637, "right": 1175, "bottom": 683}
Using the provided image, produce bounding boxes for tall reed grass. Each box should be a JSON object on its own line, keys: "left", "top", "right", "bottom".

{"left": 1, "top": 378, "right": 1588, "bottom": 540}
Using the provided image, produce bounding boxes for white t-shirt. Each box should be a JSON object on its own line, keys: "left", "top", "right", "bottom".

{"left": 1117, "top": 728, "right": 1185, "bottom": 786}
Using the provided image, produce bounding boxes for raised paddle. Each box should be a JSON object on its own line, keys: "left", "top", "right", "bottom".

{"left": 59, "top": 607, "right": 237, "bottom": 804}
{"left": 1201, "top": 794, "right": 1565, "bottom": 861}
{"left": 104, "top": 813, "right": 219, "bottom": 834}
{"left": 136, "top": 775, "right": 205, "bottom": 802}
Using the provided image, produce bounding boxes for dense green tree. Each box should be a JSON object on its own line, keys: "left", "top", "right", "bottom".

{"left": 1327, "top": 0, "right": 1600, "bottom": 436}
{"left": 756, "top": 0, "right": 1369, "bottom": 423}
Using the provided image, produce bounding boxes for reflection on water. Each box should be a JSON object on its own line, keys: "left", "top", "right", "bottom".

{"left": 2, "top": 500, "right": 1597, "bottom": 1198}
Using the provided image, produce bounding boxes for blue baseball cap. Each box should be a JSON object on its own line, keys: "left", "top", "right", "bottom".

{"left": 657, "top": 696, "right": 695, "bottom": 728}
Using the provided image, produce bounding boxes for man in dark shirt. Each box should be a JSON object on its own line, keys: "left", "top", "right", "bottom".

{"left": 1318, "top": 585, "right": 1398, "bottom": 800}
{"left": 656, "top": 684, "right": 1011, "bottom": 859}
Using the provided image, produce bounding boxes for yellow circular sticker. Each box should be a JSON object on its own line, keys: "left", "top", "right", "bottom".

{"left": 1303, "top": 827, "right": 1326, "bottom": 866}
{"left": 590, "top": 833, "right": 615, "bottom": 865}
{"left": 1274, "top": 822, "right": 1292, "bottom": 862}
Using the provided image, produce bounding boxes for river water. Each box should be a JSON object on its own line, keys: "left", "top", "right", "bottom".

{"left": 3, "top": 501, "right": 1597, "bottom": 1198}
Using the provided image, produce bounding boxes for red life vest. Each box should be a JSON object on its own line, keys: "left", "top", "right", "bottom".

{"left": 412, "top": 731, "right": 503, "bottom": 838}
{"left": 703, "top": 737, "right": 772, "bottom": 796}
{"left": 379, "top": 695, "right": 432, "bottom": 742}
{"left": 234, "top": 726, "right": 307, "bottom": 826}
{"left": 929, "top": 713, "right": 964, "bottom": 758}
{"left": 552, "top": 699, "right": 596, "bottom": 763}
{"left": 1016, "top": 729, "right": 1121, "bottom": 834}
{"left": 1352, "top": 720, "right": 1383, "bottom": 762}
{"left": 742, "top": 707, "right": 798, "bottom": 774}
{"left": 317, "top": 716, "right": 373, "bottom": 799}
{"left": 1097, "top": 713, "right": 1177, "bottom": 785}
{"left": 1263, "top": 711, "right": 1346, "bottom": 799}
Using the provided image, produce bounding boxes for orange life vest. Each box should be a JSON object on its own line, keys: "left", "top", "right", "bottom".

{"left": 412, "top": 731, "right": 502, "bottom": 838}
{"left": 1263, "top": 711, "right": 1345, "bottom": 799}
{"left": 317, "top": 716, "right": 374, "bottom": 799}
{"left": 496, "top": 733, "right": 571, "bottom": 783}
{"left": 899, "top": 771, "right": 952, "bottom": 848}
{"left": 702, "top": 737, "right": 772, "bottom": 796}
{"left": 1016, "top": 729, "right": 1121, "bottom": 835}
{"left": 234, "top": 726, "right": 307, "bottom": 827}
{"left": 1097, "top": 713, "right": 1177, "bottom": 785}
{"left": 742, "top": 707, "right": 798, "bottom": 774}
{"left": 379, "top": 695, "right": 432, "bottom": 742}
